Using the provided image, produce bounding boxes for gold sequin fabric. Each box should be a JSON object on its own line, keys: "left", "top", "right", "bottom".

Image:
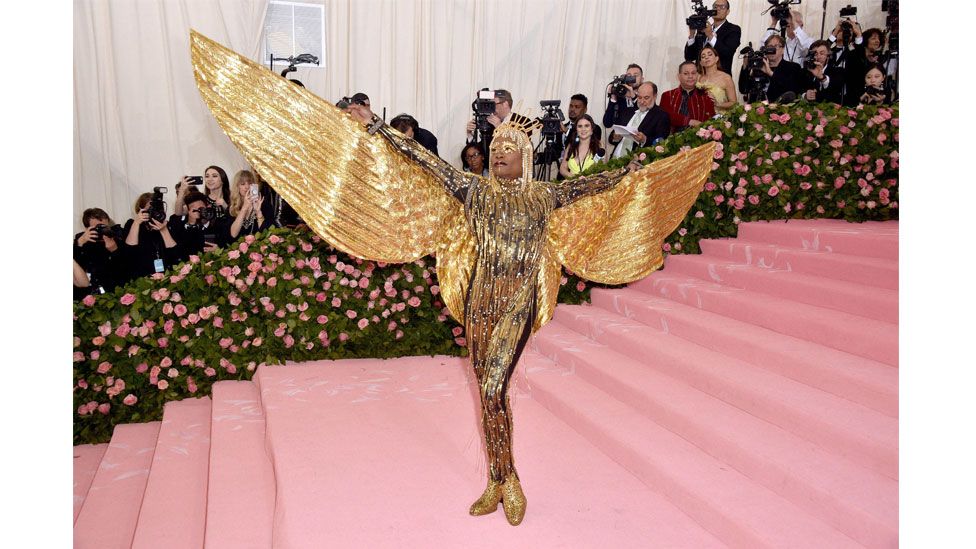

{"left": 190, "top": 29, "right": 715, "bottom": 505}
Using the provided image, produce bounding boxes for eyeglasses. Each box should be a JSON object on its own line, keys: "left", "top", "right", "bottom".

{"left": 713, "top": 3, "right": 729, "bottom": 10}
{"left": 465, "top": 151, "right": 483, "bottom": 159}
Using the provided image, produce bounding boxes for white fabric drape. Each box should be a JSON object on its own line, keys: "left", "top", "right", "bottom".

{"left": 74, "top": 0, "right": 887, "bottom": 229}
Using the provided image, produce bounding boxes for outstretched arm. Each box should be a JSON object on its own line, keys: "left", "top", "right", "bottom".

{"left": 350, "top": 106, "right": 472, "bottom": 202}
{"left": 551, "top": 156, "right": 644, "bottom": 209}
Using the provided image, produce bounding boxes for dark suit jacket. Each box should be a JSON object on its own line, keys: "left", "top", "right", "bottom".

{"left": 613, "top": 105, "right": 670, "bottom": 156}
{"left": 415, "top": 127, "right": 439, "bottom": 156}
{"left": 685, "top": 20, "right": 742, "bottom": 75}
{"left": 738, "top": 59, "right": 807, "bottom": 103}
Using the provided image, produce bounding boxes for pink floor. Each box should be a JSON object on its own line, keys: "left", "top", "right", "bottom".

{"left": 74, "top": 219, "right": 898, "bottom": 548}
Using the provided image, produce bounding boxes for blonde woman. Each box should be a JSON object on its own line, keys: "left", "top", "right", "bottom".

{"left": 697, "top": 45, "right": 737, "bottom": 114}
{"left": 227, "top": 169, "right": 271, "bottom": 241}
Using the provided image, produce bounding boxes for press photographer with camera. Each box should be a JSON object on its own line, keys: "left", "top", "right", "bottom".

{"left": 603, "top": 64, "right": 644, "bottom": 146}
{"left": 802, "top": 40, "right": 843, "bottom": 104}
{"left": 684, "top": 1, "right": 741, "bottom": 79}
{"left": 662, "top": 62, "right": 715, "bottom": 134}
{"left": 611, "top": 82, "right": 670, "bottom": 158}
{"left": 841, "top": 27, "right": 892, "bottom": 107}
{"left": 465, "top": 89, "right": 533, "bottom": 154}
{"left": 227, "top": 169, "right": 272, "bottom": 241}
{"left": 173, "top": 165, "right": 231, "bottom": 217}
{"left": 123, "top": 190, "right": 179, "bottom": 279}
{"left": 761, "top": 8, "right": 813, "bottom": 64}
{"left": 167, "top": 190, "right": 221, "bottom": 263}
{"left": 73, "top": 207, "right": 127, "bottom": 296}
{"left": 738, "top": 34, "right": 806, "bottom": 103}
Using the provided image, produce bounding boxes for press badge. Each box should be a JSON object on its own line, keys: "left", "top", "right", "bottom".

{"left": 153, "top": 259, "right": 165, "bottom": 273}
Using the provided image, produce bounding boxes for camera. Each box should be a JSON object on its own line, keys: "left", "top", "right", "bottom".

{"left": 767, "top": 0, "right": 801, "bottom": 27}
{"left": 608, "top": 74, "right": 638, "bottom": 100}
{"left": 864, "top": 85, "right": 885, "bottom": 96}
{"left": 536, "top": 100, "right": 565, "bottom": 137}
{"left": 686, "top": 0, "right": 717, "bottom": 31}
{"left": 93, "top": 223, "right": 124, "bottom": 241}
{"left": 740, "top": 43, "right": 776, "bottom": 71}
{"left": 198, "top": 204, "right": 224, "bottom": 223}
{"left": 146, "top": 186, "right": 168, "bottom": 226}
{"left": 803, "top": 49, "right": 819, "bottom": 71}
{"left": 470, "top": 88, "right": 497, "bottom": 144}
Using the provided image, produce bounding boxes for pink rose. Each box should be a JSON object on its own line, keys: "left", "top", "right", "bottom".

{"left": 339, "top": 332, "right": 349, "bottom": 342}
{"left": 82, "top": 294, "right": 96, "bottom": 307}
{"left": 253, "top": 337, "right": 263, "bottom": 347}
{"left": 454, "top": 337, "right": 466, "bottom": 346}
{"left": 174, "top": 304, "right": 188, "bottom": 317}
{"left": 92, "top": 336, "right": 105, "bottom": 346}
{"left": 98, "top": 403, "right": 111, "bottom": 415}
{"left": 408, "top": 296, "right": 421, "bottom": 307}
{"left": 157, "top": 380, "right": 169, "bottom": 390}
{"left": 317, "top": 315, "right": 328, "bottom": 324}
{"left": 284, "top": 334, "right": 295, "bottom": 347}
{"left": 157, "top": 337, "right": 169, "bottom": 348}
{"left": 120, "top": 293, "right": 136, "bottom": 306}
{"left": 357, "top": 318, "right": 369, "bottom": 330}
{"left": 767, "top": 186, "right": 779, "bottom": 197}
{"left": 123, "top": 394, "right": 138, "bottom": 406}
{"left": 97, "top": 361, "right": 112, "bottom": 374}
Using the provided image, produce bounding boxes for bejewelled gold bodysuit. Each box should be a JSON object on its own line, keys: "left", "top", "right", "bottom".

{"left": 189, "top": 30, "right": 716, "bottom": 526}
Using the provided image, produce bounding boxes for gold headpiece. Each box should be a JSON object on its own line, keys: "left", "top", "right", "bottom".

{"left": 488, "top": 118, "right": 541, "bottom": 181}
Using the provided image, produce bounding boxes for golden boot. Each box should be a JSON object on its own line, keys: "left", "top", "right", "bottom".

{"left": 469, "top": 479, "right": 503, "bottom": 516}
{"left": 501, "top": 474, "right": 526, "bottom": 526}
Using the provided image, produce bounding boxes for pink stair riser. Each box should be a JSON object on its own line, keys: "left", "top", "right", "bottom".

{"left": 735, "top": 220, "right": 898, "bottom": 260}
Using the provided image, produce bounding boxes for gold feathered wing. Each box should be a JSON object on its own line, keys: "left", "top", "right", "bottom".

{"left": 190, "top": 30, "right": 474, "bottom": 321}
{"left": 532, "top": 142, "right": 716, "bottom": 329}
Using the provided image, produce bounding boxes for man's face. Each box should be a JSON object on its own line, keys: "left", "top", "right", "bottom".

{"left": 568, "top": 99, "right": 586, "bottom": 121}
{"left": 712, "top": 1, "right": 729, "bottom": 22}
{"left": 626, "top": 67, "right": 644, "bottom": 87}
{"left": 187, "top": 200, "right": 207, "bottom": 224}
{"left": 766, "top": 39, "right": 785, "bottom": 65}
{"left": 679, "top": 64, "right": 699, "bottom": 89}
{"left": 636, "top": 84, "right": 655, "bottom": 111}
{"left": 489, "top": 137, "right": 523, "bottom": 180}
{"left": 812, "top": 45, "right": 830, "bottom": 66}
{"left": 86, "top": 217, "right": 109, "bottom": 231}
{"left": 494, "top": 97, "right": 512, "bottom": 119}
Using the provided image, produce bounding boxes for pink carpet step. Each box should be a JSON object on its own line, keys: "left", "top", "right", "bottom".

{"left": 520, "top": 349, "right": 862, "bottom": 549}
{"left": 74, "top": 422, "right": 161, "bottom": 549}
{"left": 553, "top": 305, "right": 898, "bottom": 480}
{"left": 735, "top": 220, "right": 898, "bottom": 260}
{"left": 73, "top": 443, "right": 108, "bottom": 523}
{"left": 205, "top": 381, "right": 276, "bottom": 549}
{"left": 590, "top": 287, "right": 897, "bottom": 417}
{"left": 698, "top": 238, "right": 898, "bottom": 290}
{"left": 663, "top": 253, "right": 898, "bottom": 323}
{"left": 252, "top": 357, "right": 725, "bottom": 548}
{"left": 528, "top": 323, "right": 897, "bottom": 547}
{"left": 131, "top": 397, "right": 212, "bottom": 549}
{"left": 631, "top": 272, "right": 898, "bottom": 366}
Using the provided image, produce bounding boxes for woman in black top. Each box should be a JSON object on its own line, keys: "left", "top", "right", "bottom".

{"left": 226, "top": 169, "right": 272, "bottom": 242}
{"left": 121, "top": 192, "right": 179, "bottom": 281}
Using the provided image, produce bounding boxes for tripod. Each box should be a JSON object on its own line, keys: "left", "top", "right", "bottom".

{"left": 532, "top": 132, "right": 562, "bottom": 181}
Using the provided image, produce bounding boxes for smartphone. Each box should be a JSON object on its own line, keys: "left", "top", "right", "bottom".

{"left": 250, "top": 185, "right": 260, "bottom": 199}
{"left": 186, "top": 175, "right": 204, "bottom": 185}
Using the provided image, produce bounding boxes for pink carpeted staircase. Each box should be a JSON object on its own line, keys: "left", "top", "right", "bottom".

{"left": 73, "top": 219, "right": 898, "bottom": 548}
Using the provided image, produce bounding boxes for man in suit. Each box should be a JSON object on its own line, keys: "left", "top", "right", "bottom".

{"left": 611, "top": 82, "right": 670, "bottom": 159}
{"left": 661, "top": 61, "right": 716, "bottom": 133}
{"left": 465, "top": 89, "right": 533, "bottom": 154}
{"left": 684, "top": 0, "right": 741, "bottom": 75}
{"left": 802, "top": 40, "right": 844, "bottom": 104}
{"left": 738, "top": 34, "right": 807, "bottom": 103}
{"left": 390, "top": 113, "right": 440, "bottom": 156}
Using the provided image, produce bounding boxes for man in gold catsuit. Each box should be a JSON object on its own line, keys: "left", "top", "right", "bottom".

{"left": 349, "top": 104, "right": 644, "bottom": 526}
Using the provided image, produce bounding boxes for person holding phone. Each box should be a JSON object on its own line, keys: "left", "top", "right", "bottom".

{"left": 227, "top": 169, "right": 272, "bottom": 241}
{"left": 173, "top": 165, "right": 231, "bottom": 216}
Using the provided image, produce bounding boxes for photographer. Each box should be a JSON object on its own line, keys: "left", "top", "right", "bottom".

{"left": 390, "top": 113, "right": 440, "bottom": 157}
{"left": 761, "top": 9, "right": 814, "bottom": 64}
{"left": 738, "top": 34, "right": 806, "bottom": 103}
{"left": 603, "top": 64, "right": 644, "bottom": 146}
{"left": 73, "top": 207, "right": 126, "bottom": 295}
{"left": 612, "top": 82, "right": 670, "bottom": 158}
{"left": 123, "top": 192, "right": 179, "bottom": 279}
{"left": 167, "top": 190, "right": 221, "bottom": 263}
{"left": 465, "top": 89, "right": 533, "bottom": 154}
{"left": 227, "top": 169, "right": 273, "bottom": 242}
{"left": 841, "top": 27, "right": 890, "bottom": 107}
{"left": 662, "top": 62, "right": 716, "bottom": 133}
{"left": 684, "top": 1, "right": 741, "bottom": 78}
{"left": 802, "top": 40, "right": 843, "bottom": 104}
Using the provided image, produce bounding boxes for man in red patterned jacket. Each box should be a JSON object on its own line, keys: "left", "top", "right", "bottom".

{"left": 660, "top": 61, "right": 716, "bottom": 133}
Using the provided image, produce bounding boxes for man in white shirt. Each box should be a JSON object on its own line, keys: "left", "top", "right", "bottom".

{"left": 761, "top": 10, "right": 814, "bottom": 64}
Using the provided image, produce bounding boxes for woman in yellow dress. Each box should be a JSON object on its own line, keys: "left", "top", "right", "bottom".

{"left": 559, "top": 114, "right": 605, "bottom": 178}
{"left": 190, "top": 30, "right": 715, "bottom": 527}
{"left": 698, "top": 45, "right": 738, "bottom": 114}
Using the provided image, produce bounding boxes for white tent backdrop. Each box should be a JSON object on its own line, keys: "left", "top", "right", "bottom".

{"left": 73, "top": 0, "right": 888, "bottom": 229}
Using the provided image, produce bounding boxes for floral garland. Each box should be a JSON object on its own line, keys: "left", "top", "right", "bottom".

{"left": 73, "top": 101, "right": 898, "bottom": 445}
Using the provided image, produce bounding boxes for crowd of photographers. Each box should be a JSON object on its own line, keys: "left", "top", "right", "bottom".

{"left": 73, "top": 1, "right": 898, "bottom": 300}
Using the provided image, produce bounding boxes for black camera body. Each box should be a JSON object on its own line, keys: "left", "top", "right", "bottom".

{"left": 93, "top": 223, "right": 124, "bottom": 241}
{"left": 147, "top": 186, "right": 168, "bottom": 226}
{"left": 803, "top": 50, "right": 819, "bottom": 70}
{"left": 470, "top": 88, "right": 497, "bottom": 142}
{"left": 609, "top": 74, "right": 637, "bottom": 100}
{"left": 741, "top": 43, "right": 776, "bottom": 71}
{"left": 687, "top": 0, "right": 717, "bottom": 31}
{"left": 537, "top": 100, "right": 565, "bottom": 137}
{"left": 199, "top": 204, "right": 225, "bottom": 223}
